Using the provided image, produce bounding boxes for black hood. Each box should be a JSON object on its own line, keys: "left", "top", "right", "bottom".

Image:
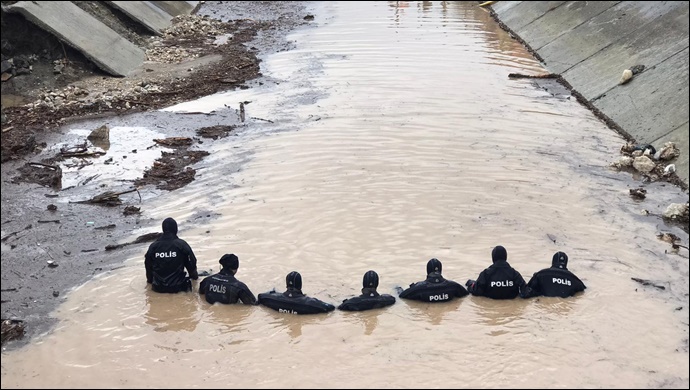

{"left": 492, "top": 246, "right": 507, "bottom": 263}
{"left": 552, "top": 251, "right": 568, "bottom": 269}
{"left": 219, "top": 253, "right": 239, "bottom": 270}
{"left": 286, "top": 271, "right": 302, "bottom": 290}
{"left": 161, "top": 217, "right": 178, "bottom": 238}
{"left": 362, "top": 270, "right": 379, "bottom": 289}
{"left": 426, "top": 258, "right": 442, "bottom": 275}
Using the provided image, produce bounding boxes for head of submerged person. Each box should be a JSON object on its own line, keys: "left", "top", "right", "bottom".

{"left": 491, "top": 245, "right": 507, "bottom": 264}
{"left": 362, "top": 270, "right": 379, "bottom": 290}
{"left": 286, "top": 271, "right": 302, "bottom": 291}
{"left": 426, "top": 258, "right": 442, "bottom": 275}
{"left": 551, "top": 251, "right": 569, "bottom": 269}
{"left": 219, "top": 253, "right": 239, "bottom": 274}
{"left": 162, "top": 217, "right": 178, "bottom": 236}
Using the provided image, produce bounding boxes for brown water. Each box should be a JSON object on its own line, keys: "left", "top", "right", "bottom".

{"left": 2, "top": 1, "right": 689, "bottom": 388}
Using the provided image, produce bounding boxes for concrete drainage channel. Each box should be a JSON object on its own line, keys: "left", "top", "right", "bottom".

{"left": 487, "top": 1, "right": 689, "bottom": 186}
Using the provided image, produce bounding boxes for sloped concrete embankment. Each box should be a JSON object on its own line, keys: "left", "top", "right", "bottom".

{"left": 491, "top": 1, "right": 689, "bottom": 185}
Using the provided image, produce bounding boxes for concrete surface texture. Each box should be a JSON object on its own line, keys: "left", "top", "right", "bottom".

{"left": 150, "top": 1, "right": 198, "bottom": 16}
{"left": 107, "top": 1, "right": 173, "bottom": 35}
{"left": 493, "top": 1, "right": 689, "bottom": 184}
{"left": 2, "top": 1, "right": 199, "bottom": 76}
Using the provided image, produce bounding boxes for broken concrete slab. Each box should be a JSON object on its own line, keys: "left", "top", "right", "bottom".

{"left": 151, "top": 1, "right": 199, "bottom": 17}
{"left": 107, "top": 1, "right": 173, "bottom": 35}
{"left": 2, "top": 1, "right": 145, "bottom": 77}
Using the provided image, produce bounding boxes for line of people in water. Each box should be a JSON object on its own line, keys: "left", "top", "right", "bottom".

{"left": 145, "top": 218, "right": 586, "bottom": 314}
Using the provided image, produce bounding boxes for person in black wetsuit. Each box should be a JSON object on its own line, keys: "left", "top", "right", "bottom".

{"left": 525, "top": 251, "right": 586, "bottom": 298}
{"left": 338, "top": 270, "right": 396, "bottom": 311}
{"left": 398, "top": 258, "right": 468, "bottom": 303}
{"left": 466, "top": 245, "right": 528, "bottom": 299}
{"left": 145, "top": 217, "right": 198, "bottom": 293}
{"left": 258, "top": 271, "right": 335, "bottom": 314}
{"left": 199, "top": 254, "right": 257, "bottom": 305}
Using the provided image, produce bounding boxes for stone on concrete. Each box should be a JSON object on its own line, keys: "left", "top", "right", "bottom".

{"left": 3, "top": 1, "right": 144, "bottom": 76}
{"left": 107, "top": 1, "right": 173, "bottom": 35}
{"left": 662, "top": 202, "right": 689, "bottom": 221}
{"left": 632, "top": 156, "right": 655, "bottom": 173}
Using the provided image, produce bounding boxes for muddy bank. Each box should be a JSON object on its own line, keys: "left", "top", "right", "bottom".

{"left": 1, "top": 0, "right": 309, "bottom": 347}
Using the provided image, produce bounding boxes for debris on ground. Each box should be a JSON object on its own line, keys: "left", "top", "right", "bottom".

{"left": 629, "top": 187, "right": 647, "bottom": 200}
{"left": 631, "top": 277, "right": 666, "bottom": 290}
{"left": 60, "top": 141, "right": 106, "bottom": 158}
{"left": 1, "top": 319, "right": 25, "bottom": 344}
{"left": 611, "top": 142, "right": 686, "bottom": 190}
{"left": 662, "top": 202, "right": 689, "bottom": 224}
{"left": 123, "top": 206, "right": 141, "bottom": 216}
{"left": 197, "top": 125, "right": 236, "bottom": 140}
{"left": 1, "top": 11, "right": 270, "bottom": 163}
{"left": 13, "top": 161, "right": 62, "bottom": 188}
{"left": 153, "top": 137, "right": 193, "bottom": 147}
{"left": 656, "top": 232, "right": 688, "bottom": 250}
{"left": 134, "top": 149, "right": 209, "bottom": 191}
{"left": 71, "top": 188, "right": 141, "bottom": 207}
{"left": 105, "top": 232, "right": 162, "bottom": 251}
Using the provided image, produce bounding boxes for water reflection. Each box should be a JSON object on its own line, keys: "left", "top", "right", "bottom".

{"left": 144, "top": 288, "right": 200, "bottom": 333}
{"left": 340, "top": 308, "right": 388, "bottom": 335}
{"left": 471, "top": 297, "right": 529, "bottom": 328}
{"left": 264, "top": 310, "right": 325, "bottom": 340}
{"left": 530, "top": 295, "right": 579, "bottom": 317}
{"left": 202, "top": 302, "right": 253, "bottom": 337}
{"left": 404, "top": 298, "right": 463, "bottom": 326}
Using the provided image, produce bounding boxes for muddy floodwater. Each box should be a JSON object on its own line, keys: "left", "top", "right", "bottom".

{"left": 2, "top": 1, "right": 688, "bottom": 388}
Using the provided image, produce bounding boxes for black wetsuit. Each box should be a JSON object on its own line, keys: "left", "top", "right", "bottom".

{"left": 258, "top": 288, "right": 335, "bottom": 314}
{"left": 144, "top": 219, "right": 198, "bottom": 293}
{"left": 526, "top": 267, "right": 586, "bottom": 298}
{"left": 338, "top": 288, "right": 396, "bottom": 311}
{"left": 399, "top": 273, "right": 468, "bottom": 303}
{"left": 199, "top": 269, "right": 257, "bottom": 304}
{"left": 467, "top": 261, "right": 528, "bottom": 299}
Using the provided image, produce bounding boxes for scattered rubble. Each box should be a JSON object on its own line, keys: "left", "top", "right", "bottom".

{"left": 2, "top": 13, "right": 269, "bottom": 163}
{"left": 662, "top": 202, "right": 689, "bottom": 224}
{"left": 611, "top": 142, "right": 685, "bottom": 189}
{"left": 196, "top": 125, "right": 236, "bottom": 139}
{"left": 134, "top": 149, "right": 209, "bottom": 191}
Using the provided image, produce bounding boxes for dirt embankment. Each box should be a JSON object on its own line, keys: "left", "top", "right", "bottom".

{"left": 1, "top": 0, "right": 312, "bottom": 348}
